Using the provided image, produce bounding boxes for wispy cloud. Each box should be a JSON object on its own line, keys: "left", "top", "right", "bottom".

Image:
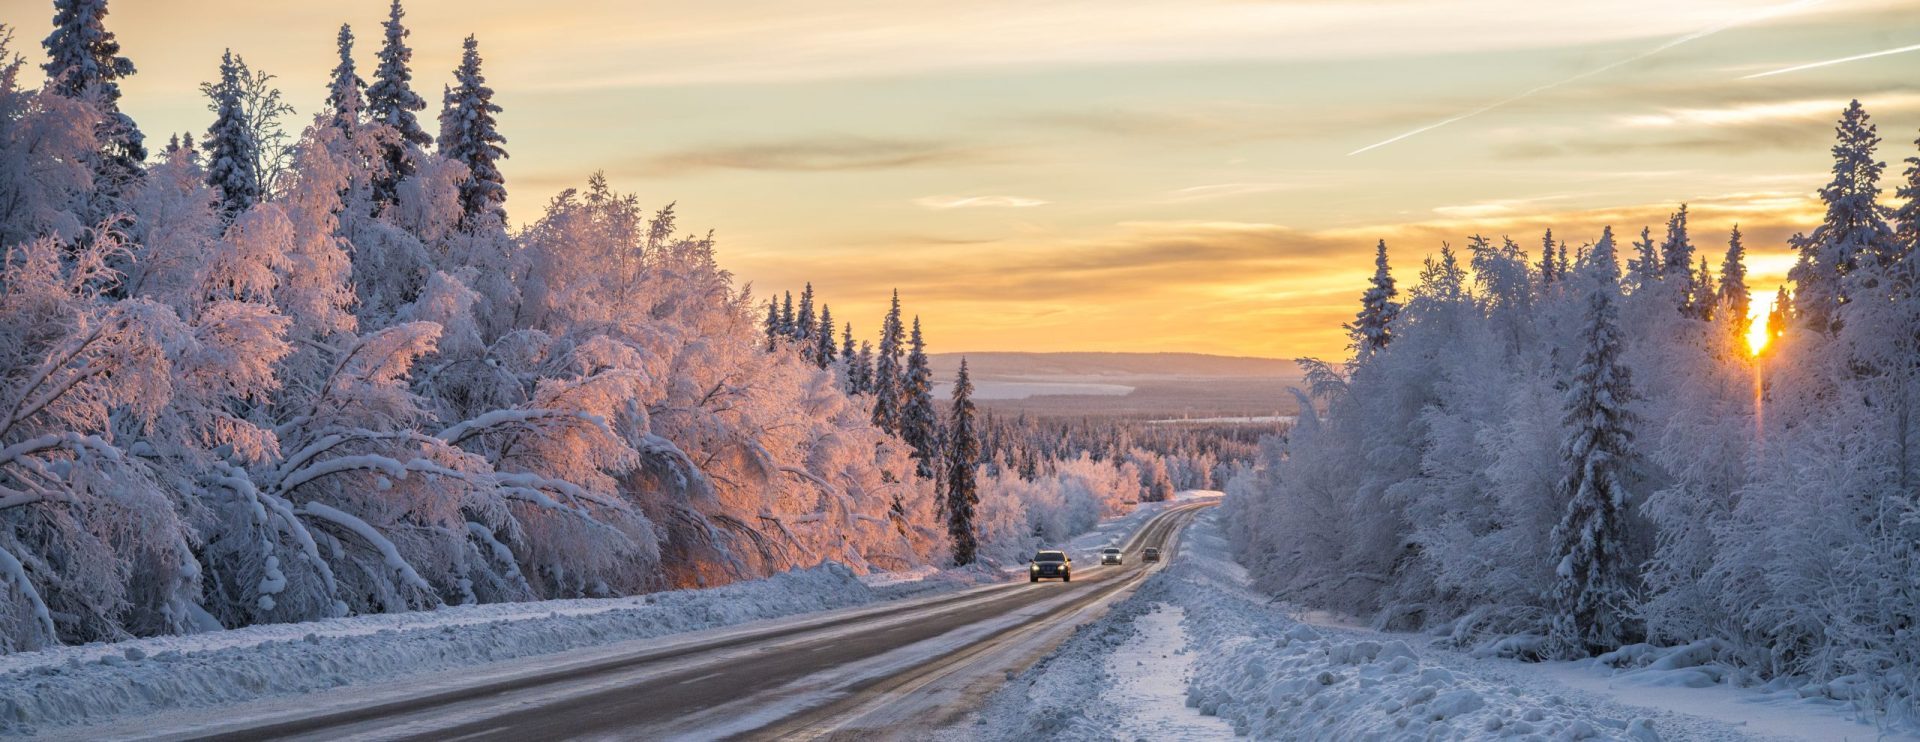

{"left": 1162, "top": 183, "right": 1300, "bottom": 203}
{"left": 640, "top": 137, "right": 993, "bottom": 176}
{"left": 1346, "top": 0, "right": 1826, "bottom": 156}
{"left": 1432, "top": 195, "right": 1576, "bottom": 219}
{"left": 914, "top": 195, "right": 1049, "bottom": 209}
{"left": 1743, "top": 41, "right": 1920, "bottom": 79}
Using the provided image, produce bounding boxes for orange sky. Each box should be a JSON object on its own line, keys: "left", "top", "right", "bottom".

{"left": 4, "top": 0, "right": 1915, "bottom": 359}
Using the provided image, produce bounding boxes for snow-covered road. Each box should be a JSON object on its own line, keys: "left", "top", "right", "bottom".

{"left": 11, "top": 501, "right": 1212, "bottom": 741}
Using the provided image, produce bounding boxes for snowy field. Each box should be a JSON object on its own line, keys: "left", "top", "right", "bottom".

{"left": 966, "top": 510, "right": 1911, "bottom": 741}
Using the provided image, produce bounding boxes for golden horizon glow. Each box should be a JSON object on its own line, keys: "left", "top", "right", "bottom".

{"left": 1746, "top": 290, "right": 1775, "bottom": 356}
{"left": 3, "top": 0, "right": 1911, "bottom": 359}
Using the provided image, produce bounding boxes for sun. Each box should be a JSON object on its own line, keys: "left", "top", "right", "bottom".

{"left": 1746, "top": 291, "right": 1775, "bottom": 356}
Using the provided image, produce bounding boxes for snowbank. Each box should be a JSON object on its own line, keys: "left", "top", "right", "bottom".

{"left": 0, "top": 562, "right": 924, "bottom": 736}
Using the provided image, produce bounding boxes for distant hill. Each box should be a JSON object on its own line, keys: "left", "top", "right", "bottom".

{"left": 926, "top": 352, "right": 1302, "bottom": 420}
{"left": 928, "top": 352, "right": 1300, "bottom": 380}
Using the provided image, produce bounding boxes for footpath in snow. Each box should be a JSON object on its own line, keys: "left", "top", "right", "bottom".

{"left": 967, "top": 510, "right": 1908, "bottom": 741}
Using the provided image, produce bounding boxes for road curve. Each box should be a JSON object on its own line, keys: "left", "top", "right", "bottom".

{"left": 161, "top": 501, "right": 1213, "bottom": 742}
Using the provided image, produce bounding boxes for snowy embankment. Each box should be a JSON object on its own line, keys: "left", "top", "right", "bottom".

{"left": 0, "top": 496, "right": 1195, "bottom": 737}
{"left": 972, "top": 511, "right": 1894, "bottom": 741}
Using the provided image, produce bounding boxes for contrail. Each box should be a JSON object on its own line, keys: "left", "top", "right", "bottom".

{"left": 1347, "top": 0, "right": 1824, "bottom": 156}
{"left": 1743, "top": 41, "right": 1920, "bottom": 79}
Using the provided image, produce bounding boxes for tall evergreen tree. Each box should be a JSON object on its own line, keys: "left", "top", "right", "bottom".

{"left": 204, "top": 50, "right": 260, "bottom": 222}
{"left": 43, "top": 0, "right": 145, "bottom": 210}
{"left": 814, "top": 305, "right": 836, "bottom": 368}
{"left": 1548, "top": 260, "right": 1642, "bottom": 658}
{"left": 840, "top": 322, "right": 857, "bottom": 368}
{"left": 1896, "top": 127, "right": 1920, "bottom": 260}
{"left": 796, "top": 283, "right": 817, "bottom": 347}
{"left": 1693, "top": 257, "right": 1716, "bottom": 322}
{"left": 945, "top": 359, "right": 980, "bottom": 566}
{"left": 1629, "top": 226, "right": 1660, "bottom": 290}
{"left": 1790, "top": 100, "right": 1894, "bottom": 334}
{"left": 1767, "top": 287, "right": 1792, "bottom": 347}
{"left": 1538, "top": 229, "right": 1558, "bottom": 286}
{"left": 366, "top": 0, "right": 430, "bottom": 206}
{"left": 1661, "top": 206, "right": 1701, "bottom": 316}
{"left": 871, "top": 290, "right": 905, "bottom": 432}
{"left": 1347, "top": 240, "right": 1400, "bottom": 355}
{"left": 326, "top": 24, "right": 365, "bottom": 133}
{"left": 780, "top": 291, "right": 795, "bottom": 336}
{"left": 901, "top": 317, "right": 940, "bottom": 479}
{"left": 1719, "top": 226, "right": 1751, "bottom": 338}
{"left": 851, "top": 341, "right": 875, "bottom": 395}
{"left": 437, "top": 35, "right": 508, "bottom": 228}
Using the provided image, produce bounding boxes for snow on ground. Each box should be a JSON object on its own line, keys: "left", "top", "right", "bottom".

{"left": 968, "top": 510, "right": 1902, "bottom": 741}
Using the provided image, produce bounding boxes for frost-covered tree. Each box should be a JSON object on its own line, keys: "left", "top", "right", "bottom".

{"left": 839, "top": 322, "right": 856, "bottom": 370}
{"left": 42, "top": 0, "right": 144, "bottom": 214}
{"left": 1628, "top": 226, "right": 1659, "bottom": 292}
{"left": 366, "top": 0, "right": 430, "bottom": 207}
{"left": 1660, "top": 206, "right": 1700, "bottom": 316}
{"left": 795, "top": 283, "right": 816, "bottom": 351}
{"left": 1718, "top": 225, "right": 1750, "bottom": 337}
{"left": 901, "top": 317, "right": 940, "bottom": 479}
{"left": 1547, "top": 250, "right": 1643, "bottom": 658}
{"left": 436, "top": 35, "right": 507, "bottom": 228}
{"left": 1790, "top": 100, "right": 1893, "bottom": 335}
{"left": 871, "top": 290, "right": 905, "bottom": 432}
{"left": 814, "top": 305, "right": 835, "bottom": 368}
{"left": 326, "top": 24, "right": 365, "bottom": 133}
{"left": 946, "top": 359, "right": 980, "bottom": 565}
{"left": 1346, "top": 239, "right": 1399, "bottom": 355}
{"left": 850, "top": 340, "right": 874, "bottom": 395}
{"left": 763, "top": 300, "right": 780, "bottom": 351}
{"left": 203, "top": 51, "right": 260, "bottom": 221}
{"left": 0, "top": 33, "right": 96, "bottom": 246}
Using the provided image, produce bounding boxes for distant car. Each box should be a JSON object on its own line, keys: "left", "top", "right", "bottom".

{"left": 1030, "top": 550, "right": 1071, "bottom": 582}
{"left": 1142, "top": 547, "right": 1161, "bottom": 562}
{"left": 1100, "top": 547, "right": 1123, "bottom": 566}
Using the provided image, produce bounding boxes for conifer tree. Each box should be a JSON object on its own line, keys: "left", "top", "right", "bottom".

{"left": 204, "top": 50, "right": 260, "bottom": 221}
{"left": 851, "top": 340, "right": 875, "bottom": 395}
{"left": 945, "top": 359, "right": 980, "bottom": 566}
{"left": 438, "top": 35, "right": 508, "bottom": 228}
{"left": 1557, "top": 239, "right": 1572, "bottom": 279}
{"left": 366, "top": 0, "right": 431, "bottom": 205}
{"left": 1660, "top": 206, "right": 1700, "bottom": 316}
{"left": 1896, "top": 127, "right": 1920, "bottom": 259}
{"left": 871, "top": 290, "right": 905, "bottom": 432}
{"left": 814, "top": 305, "right": 836, "bottom": 368}
{"left": 1790, "top": 100, "right": 1893, "bottom": 334}
{"left": 840, "top": 322, "right": 856, "bottom": 368}
{"left": 1347, "top": 240, "right": 1400, "bottom": 355}
{"left": 1538, "top": 229, "right": 1558, "bottom": 286}
{"left": 796, "top": 283, "right": 817, "bottom": 346}
{"left": 1767, "top": 286, "right": 1792, "bottom": 346}
{"left": 901, "top": 317, "right": 941, "bottom": 479}
{"left": 1719, "top": 226, "right": 1750, "bottom": 337}
{"left": 1629, "top": 226, "right": 1660, "bottom": 290}
{"left": 326, "top": 24, "right": 365, "bottom": 133}
{"left": 1548, "top": 257, "right": 1642, "bottom": 658}
{"left": 1693, "top": 257, "right": 1716, "bottom": 322}
{"left": 43, "top": 0, "right": 145, "bottom": 209}
{"left": 780, "top": 291, "right": 795, "bottom": 336}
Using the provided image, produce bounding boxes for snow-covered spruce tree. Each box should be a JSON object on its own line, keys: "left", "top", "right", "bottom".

{"left": 839, "top": 322, "right": 855, "bottom": 372}
{"left": 1538, "top": 229, "right": 1558, "bottom": 287}
{"left": 814, "top": 304, "right": 835, "bottom": 368}
{"left": 436, "top": 35, "right": 507, "bottom": 228}
{"left": 779, "top": 291, "right": 794, "bottom": 336}
{"left": 871, "top": 290, "right": 905, "bottom": 432}
{"left": 901, "top": 316, "right": 940, "bottom": 479}
{"left": 203, "top": 51, "right": 260, "bottom": 222}
{"left": 1345, "top": 239, "right": 1399, "bottom": 355}
{"left": 851, "top": 340, "right": 874, "bottom": 395}
{"left": 1790, "top": 100, "right": 1893, "bottom": 335}
{"left": 326, "top": 24, "right": 365, "bottom": 133}
{"left": 1627, "top": 226, "right": 1659, "bottom": 293}
{"left": 946, "top": 359, "right": 980, "bottom": 565}
{"left": 42, "top": 0, "right": 144, "bottom": 215}
{"left": 1718, "top": 225, "right": 1749, "bottom": 338}
{"left": 1546, "top": 252, "right": 1643, "bottom": 659}
{"left": 1660, "top": 205, "right": 1697, "bottom": 313}
{"left": 365, "top": 0, "right": 430, "bottom": 208}
{"left": 763, "top": 300, "right": 780, "bottom": 351}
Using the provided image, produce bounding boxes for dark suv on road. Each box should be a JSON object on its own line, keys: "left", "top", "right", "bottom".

{"left": 1029, "top": 550, "right": 1071, "bottom": 582}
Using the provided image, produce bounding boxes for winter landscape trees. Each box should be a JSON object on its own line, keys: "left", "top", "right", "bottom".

{"left": 1223, "top": 99, "right": 1920, "bottom": 724}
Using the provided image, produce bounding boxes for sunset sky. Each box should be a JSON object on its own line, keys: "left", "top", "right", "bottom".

{"left": 5, "top": 0, "right": 1918, "bottom": 359}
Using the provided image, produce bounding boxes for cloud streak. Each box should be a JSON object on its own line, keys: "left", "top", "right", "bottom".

{"left": 914, "top": 195, "right": 1049, "bottom": 209}
{"left": 640, "top": 137, "right": 992, "bottom": 176}
{"left": 1346, "top": 0, "right": 1824, "bottom": 156}
{"left": 1742, "top": 41, "right": 1920, "bottom": 79}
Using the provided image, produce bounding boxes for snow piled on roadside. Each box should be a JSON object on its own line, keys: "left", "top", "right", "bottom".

{"left": 0, "top": 562, "right": 940, "bottom": 737}
{"left": 968, "top": 511, "right": 1792, "bottom": 741}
